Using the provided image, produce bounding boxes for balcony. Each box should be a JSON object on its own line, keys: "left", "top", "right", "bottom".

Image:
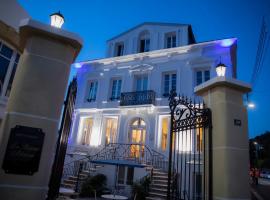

{"left": 120, "top": 90, "right": 156, "bottom": 106}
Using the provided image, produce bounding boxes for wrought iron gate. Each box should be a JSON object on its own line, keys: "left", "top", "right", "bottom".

{"left": 47, "top": 78, "right": 77, "bottom": 199}
{"left": 167, "top": 91, "right": 212, "bottom": 200}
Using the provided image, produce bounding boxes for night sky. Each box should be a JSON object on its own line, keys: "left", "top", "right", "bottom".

{"left": 18, "top": 0, "right": 270, "bottom": 138}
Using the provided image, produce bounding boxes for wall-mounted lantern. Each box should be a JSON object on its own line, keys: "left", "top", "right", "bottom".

{"left": 50, "top": 11, "right": 64, "bottom": 28}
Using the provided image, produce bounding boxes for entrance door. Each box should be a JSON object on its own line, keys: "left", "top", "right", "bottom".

{"left": 129, "top": 118, "right": 146, "bottom": 158}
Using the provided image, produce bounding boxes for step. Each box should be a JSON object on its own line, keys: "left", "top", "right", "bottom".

{"left": 63, "top": 179, "right": 77, "bottom": 185}
{"left": 146, "top": 197, "right": 166, "bottom": 200}
{"left": 150, "top": 187, "right": 167, "bottom": 193}
{"left": 152, "top": 179, "right": 170, "bottom": 185}
{"left": 61, "top": 183, "right": 75, "bottom": 189}
{"left": 152, "top": 175, "right": 168, "bottom": 180}
{"left": 68, "top": 176, "right": 87, "bottom": 181}
{"left": 151, "top": 184, "right": 167, "bottom": 190}
{"left": 148, "top": 191, "right": 167, "bottom": 198}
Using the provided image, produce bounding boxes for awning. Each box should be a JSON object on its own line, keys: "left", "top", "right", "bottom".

{"left": 91, "top": 159, "right": 146, "bottom": 168}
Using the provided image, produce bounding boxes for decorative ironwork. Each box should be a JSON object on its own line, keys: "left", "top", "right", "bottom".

{"left": 47, "top": 78, "right": 77, "bottom": 199}
{"left": 120, "top": 90, "right": 156, "bottom": 106}
{"left": 60, "top": 143, "right": 168, "bottom": 192}
{"left": 167, "top": 90, "right": 212, "bottom": 200}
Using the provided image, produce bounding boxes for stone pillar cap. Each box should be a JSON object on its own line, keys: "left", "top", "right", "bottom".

{"left": 194, "top": 76, "right": 252, "bottom": 95}
{"left": 19, "top": 18, "right": 83, "bottom": 61}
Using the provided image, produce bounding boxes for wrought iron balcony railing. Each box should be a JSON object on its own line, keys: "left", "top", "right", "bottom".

{"left": 120, "top": 90, "right": 156, "bottom": 106}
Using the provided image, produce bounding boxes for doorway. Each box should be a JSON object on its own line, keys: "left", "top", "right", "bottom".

{"left": 129, "top": 118, "right": 146, "bottom": 158}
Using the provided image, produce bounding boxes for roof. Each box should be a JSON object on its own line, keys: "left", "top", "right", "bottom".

{"left": 107, "top": 22, "right": 190, "bottom": 41}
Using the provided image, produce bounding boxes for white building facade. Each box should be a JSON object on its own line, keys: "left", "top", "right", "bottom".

{"left": 67, "top": 22, "right": 237, "bottom": 191}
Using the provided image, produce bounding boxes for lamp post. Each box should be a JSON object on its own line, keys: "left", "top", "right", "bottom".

{"left": 50, "top": 11, "right": 65, "bottom": 28}
{"left": 215, "top": 62, "right": 227, "bottom": 77}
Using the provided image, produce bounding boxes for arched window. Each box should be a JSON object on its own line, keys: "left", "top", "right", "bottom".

{"left": 138, "top": 31, "right": 150, "bottom": 53}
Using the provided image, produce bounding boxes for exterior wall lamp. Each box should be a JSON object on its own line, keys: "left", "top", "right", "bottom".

{"left": 215, "top": 61, "right": 227, "bottom": 77}
{"left": 50, "top": 11, "right": 64, "bottom": 28}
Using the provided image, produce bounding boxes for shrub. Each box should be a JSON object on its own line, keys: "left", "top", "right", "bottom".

{"left": 80, "top": 174, "right": 107, "bottom": 197}
{"left": 132, "top": 176, "right": 151, "bottom": 200}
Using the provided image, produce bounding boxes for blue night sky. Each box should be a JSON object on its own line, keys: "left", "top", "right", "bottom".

{"left": 19, "top": 0, "right": 270, "bottom": 138}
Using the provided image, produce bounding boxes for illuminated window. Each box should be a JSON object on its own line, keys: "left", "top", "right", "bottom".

{"left": 161, "top": 117, "right": 169, "bottom": 151}
{"left": 196, "top": 128, "right": 203, "bottom": 152}
{"left": 105, "top": 118, "right": 118, "bottom": 145}
{"left": 81, "top": 118, "right": 93, "bottom": 145}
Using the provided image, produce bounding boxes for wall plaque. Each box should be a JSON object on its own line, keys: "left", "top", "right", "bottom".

{"left": 234, "top": 119, "right": 242, "bottom": 126}
{"left": 2, "top": 125, "right": 45, "bottom": 175}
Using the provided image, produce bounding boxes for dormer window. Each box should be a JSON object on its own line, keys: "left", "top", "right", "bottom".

{"left": 165, "top": 32, "right": 176, "bottom": 48}
{"left": 138, "top": 31, "right": 150, "bottom": 53}
{"left": 115, "top": 42, "right": 124, "bottom": 57}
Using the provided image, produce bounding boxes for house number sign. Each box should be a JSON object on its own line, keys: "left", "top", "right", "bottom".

{"left": 2, "top": 125, "right": 45, "bottom": 175}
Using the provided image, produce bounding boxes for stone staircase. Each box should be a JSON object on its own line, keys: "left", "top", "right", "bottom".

{"left": 146, "top": 168, "right": 169, "bottom": 200}
{"left": 59, "top": 164, "right": 103, "bottom": 198}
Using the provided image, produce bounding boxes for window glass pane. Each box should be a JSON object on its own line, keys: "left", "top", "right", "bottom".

{"left": 161, "top": 118, "right": 169, "bottom": 151}
{"left": 5, "top": 62, "right": 18, "bottom": 97}
{"left": 196, "top": 71, "right": 202, "bottom": 85}
{"left": 117, "top": 80, "right": 122, "bottom": 98}
{"left": 126, "top": 167, "right": 134, "bottom": 185}
{"left": 163, "top": 74, "right": 170, "bottom": 96}
{"left": 105, "top": 118, "right": 118, "bottom": 145}
{"left": 136, "top": 77, "right": 141, "bottom": 91}
{"left": 204, "top": 70, "right": 210, "bottom": 82}
{"left": 172, "top": 35, "right": 176, "bottom": 47}
{"left": 111, "top": 80, "right": 117, "bottom": 99}
{"left": 0, "top": 56, "right": 10, "bottom": 94}
{"left": 140, "top": 40, "right": 145, "bottom": 53}
{"left": 145, "top": 39, "right": 150, "bottom": 52}
{"left": 81, "top": 118, "right": 93, "bottom": 145}
{"left": 171, "top": 73, "right": 177, "bottom": 91}
{"left": 167, "top": 37, "right": 171, "bottom": 48}
{"left": 15, "top": 53, "right": 20, "bottom": 63}
{"left": 143, "top": 77, "right": 148, "bottom": 90}
{"left": 87, "top": 81, "right": 98, "bottom": 101}
{"left": 0, "top": 44, "right": 13, "bottom": 59}
{"left": 118, "top": 166, "right": 125, "bottom": 184}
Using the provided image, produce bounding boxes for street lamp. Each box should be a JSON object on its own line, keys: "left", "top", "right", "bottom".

{"left": 215, "top": 62, "right": 227, "bottom": 77}
{"left": 247, "top": 102, "right": 255, "bottom": 109}
{"left": 50, "top": 11, "right": 64, "bottom": 28}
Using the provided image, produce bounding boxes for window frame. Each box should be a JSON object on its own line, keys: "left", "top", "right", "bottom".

{"left": 162, "top": 71, "right": 177, "bottom": 97}
{"left": 109, "top": 78, "right": 122, "bottom": 101}
{"left": 134, "top": 74, "right": 148, "bottom": 91}
{"left": 115, "top": 42, "right": 124, "bottom": 57}
{"left": 165, "top": 32, "right": 177, "bottom": 48}
{"left": 86, "top": 80, "right": 98, "bottom": 102}
{"left": 80, "top": 117, "right": 94, "bottom": 146}
{"left": 0, "top": 40, "right": 19, "bottom": 98}
{"left": 195, "top": 69, "right": 211, "bottom": 86}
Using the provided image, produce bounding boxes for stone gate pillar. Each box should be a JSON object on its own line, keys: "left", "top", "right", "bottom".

{"left": 0, "top": 19, "right": 82, "bottom": 200}
{"left": 195, "top": 77, "right": 251, "bottom": 200}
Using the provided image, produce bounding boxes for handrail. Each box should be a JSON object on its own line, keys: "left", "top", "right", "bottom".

{"left": 62, "top": 143, "right": 169, "bottom": 191}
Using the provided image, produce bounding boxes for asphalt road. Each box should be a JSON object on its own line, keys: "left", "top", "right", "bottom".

{"left": 251, "top": 178, "right": 270, "bottom": 200}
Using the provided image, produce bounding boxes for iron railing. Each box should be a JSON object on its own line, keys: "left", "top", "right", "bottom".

{"left": 120, "top": 90, "right": 156, "bottom": 106}
{"left": 61, "top": 143, "right": 168, "bottom": 191}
